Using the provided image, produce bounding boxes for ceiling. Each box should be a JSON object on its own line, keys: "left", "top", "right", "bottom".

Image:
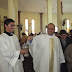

{"left": 0, "top": 0, "right": 72, "bottom": 13}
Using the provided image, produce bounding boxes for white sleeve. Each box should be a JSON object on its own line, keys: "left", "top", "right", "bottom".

{"left": 29, "top": 38, "right": 36, "bottom": 58}
{"left": 0, "top": 39, "right": 20, "bottom": 67}
{"left": 14, "top": 35, "right": 24, "bottom": 61}
{"left": 20, "top": 55, "right": 24, "bottom": 61}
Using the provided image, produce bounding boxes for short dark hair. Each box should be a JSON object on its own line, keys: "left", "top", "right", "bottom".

{"left": 54, "top": 32, "right": 58, "bottom": 34}
{"left": 29, "top": 33, "right": 34, "bottom": 36}
{"left": 4, "top": 19, "right": 15, "bottom": 26}
{"left": 22, "top": 33, "right": 26, "bottom": 36}
{"left": 48, "top": 23, "right": 55, "bottom": 29}
{"left": 70, "top": 29, "right": 72, "bottom": 33}
{"left": 60, "top": 30, "right": 67, "bottom": 35}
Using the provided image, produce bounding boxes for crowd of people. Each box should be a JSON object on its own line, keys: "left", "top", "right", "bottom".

{"left": 0, "top": 18, "right": 72, "bottom": 72}
{"left": 20, "top": 24, "right": 72, "bottom": 72}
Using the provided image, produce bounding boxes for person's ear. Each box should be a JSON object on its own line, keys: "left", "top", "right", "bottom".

{"left": 5, "top": 24, "right": 8, "bottom": 28}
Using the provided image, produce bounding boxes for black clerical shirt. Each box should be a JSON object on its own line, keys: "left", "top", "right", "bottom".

{"left": 4, "top": 31, "right": 13, "bottom": 36}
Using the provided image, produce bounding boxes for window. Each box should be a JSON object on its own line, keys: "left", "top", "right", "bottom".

{"left": 25, "top": 19, "right": 28, "bottom": 36}
{"left": 32, "top": 19, "right": 35, "bottom": 34}
{"left": 55, "top": 27, "right": 58, "bottom": 32}
{"left": 46, "top": 28, "right": 47, "bottom": 33}
{"left": 67, "top": 20, "right": 70, "bottom": 32}
{"left": 45, "top": 25, "right": 47, "bottom": 33}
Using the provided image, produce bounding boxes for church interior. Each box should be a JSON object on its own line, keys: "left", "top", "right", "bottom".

{"left": 0, "top": 0, "right": 72, "bottom": 72}
{"left": 0, "top": 0, "right": 72, "bottom": 39}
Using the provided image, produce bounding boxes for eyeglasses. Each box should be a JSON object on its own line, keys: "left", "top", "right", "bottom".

{"left": 8, "top": 24, "right": 15, "bottom": 27}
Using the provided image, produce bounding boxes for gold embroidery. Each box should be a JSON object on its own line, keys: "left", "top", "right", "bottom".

{"left": 49, "top": 38, "right": 55, "bottom": 72}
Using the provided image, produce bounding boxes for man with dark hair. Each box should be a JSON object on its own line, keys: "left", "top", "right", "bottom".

{"left": 59, "top": 30, "right": 71, "bottom": 72}
{"left": 60, "top": 30, "right": 71, "bottom": 53}
{"left": 70, "top": 29, "right": 72, "bottom": 35}
{"left": 22, "top": 33, "right": 26, "bottom": 36}
{"left": 28, "top": 23, "right": 65, "bottom": 72}
{"left": 4, "top": 19, "right": 15, "bottom": 32}
{"left": 60, "top": 30, "right": 66, "bottom": 35}
{"left": 4, "top": 19, "right": 15, "bottom": 25}
{"left": 0, "top": 19, "right": 28, "bottom": 72}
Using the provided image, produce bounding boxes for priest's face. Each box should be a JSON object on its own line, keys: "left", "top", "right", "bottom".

{"left": 47, "top": 24, "right": 55, "bottom": 35}
{"left": 5, "top": 22, "right": 15, "bottom": 32}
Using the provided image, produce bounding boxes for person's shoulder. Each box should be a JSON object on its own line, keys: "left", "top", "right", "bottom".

{"left": 0, "top": 33, "right": 6, "bottom": 37}
{"left": 68, "top": 44, "right": 72, "bottom": 48}
{"left": 54, "top": 35, "right": 58, "bottom": 38}
{"left": 0, "top": 34, "right": 2, "bottom": 39}
{"left": 0, "top": 33, "right": 6, "bottom": 41}
{"left": 34, "top": 34, "right": 46, "bottom": 39}
{"left": 54, "top": 35, "right": 60, "bottom": 41}
{"left": 13, "top": 34, "right": 18, "bottom": 38}
{"left": 13, "top": 34, "right": 19, "bottom": 40}
{"left": 65, "top": 44, "right": 72, "bottom": 51}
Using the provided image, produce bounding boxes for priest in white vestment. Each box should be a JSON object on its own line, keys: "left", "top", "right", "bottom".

{"left": 0, "top": 19, "right": 28, "bottom": 72}
{"left": 28, "top": 23, "right": 65, "bottom": 72}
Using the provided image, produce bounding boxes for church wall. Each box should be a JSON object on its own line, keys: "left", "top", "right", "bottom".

{"left": 20, "top": 12, "right": 40, "bottom": 36}
{"left": 62, "top": 13, "right": 72, "bottom": 32}
{"left": 0, "top": 8, "right": 8, "bottom": 33}
{"left": 0, "top": 8, "right": 72, "bottom": 35}
{"left": 42, "top": 13, "right": 72, "bottom": 33}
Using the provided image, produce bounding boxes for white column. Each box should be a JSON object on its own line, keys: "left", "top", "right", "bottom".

{"left": 57, "top": 0, "right": 62, "bottom": 32}
{"left": 8, "top": 0, "right": 14, "bottom": 19}
{"left": 14, "top": 0, "right": 18, "bottom": 37}
{"left": 47, "top": 0, "right": 52, "bottom": 24}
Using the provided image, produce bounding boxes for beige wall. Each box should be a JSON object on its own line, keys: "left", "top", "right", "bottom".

{"left": 0, "top": 8, "right": 72, "bottom": 35}
{"left": 0, "top": 8, "right": 8, "bottom": 17}
{"left": 20, "top": 12, "right": 40, "bottom": 35}
{"left": 0, "top": 8, "right": 8, "bottom": 33}
{"left": 62, "top": 13, "right": 72, "bottom": 31}
{"left": 20, "top": 12, "right": 58, "bottom": 34}
{"left": 43, "top": 13, "right": 72, "bottom": 33}
{"left": 42, "top": 13, "right": 47, "bottom": 33}
{"left": 42, "top": 13, "right": 57, "bottom": 33}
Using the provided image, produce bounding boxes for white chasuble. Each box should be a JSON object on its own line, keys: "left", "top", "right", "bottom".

{"left": 0, "top": 33, "right": 24, "bottom": 72}
{"left": 29, "top": 34, "right": 65, "bottom": 72}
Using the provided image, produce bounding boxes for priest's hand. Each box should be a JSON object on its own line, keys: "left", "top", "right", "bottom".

{"left": 20, "top": 49, "right": 28, "bottom": 55}
{"left": 27, "top": 36, "right": 33, "bottom": 42}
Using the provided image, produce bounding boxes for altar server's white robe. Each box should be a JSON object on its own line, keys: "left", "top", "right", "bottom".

{"left": 0, "top": 33, "right": 24, "bottom": 72}
{"left": 29, "top": 34, "right": 65, "bottom": 72}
